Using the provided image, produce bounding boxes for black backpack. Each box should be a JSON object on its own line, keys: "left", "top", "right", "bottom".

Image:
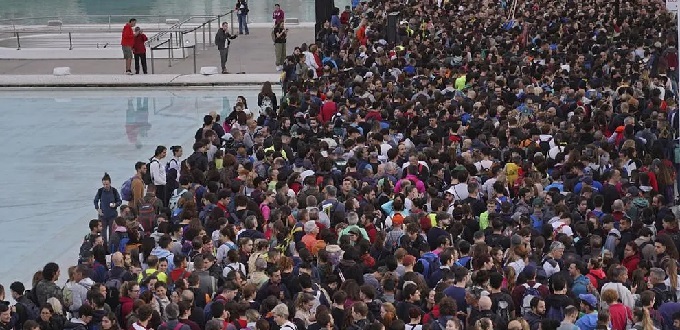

{"left": 652, "top": 286, "right": 677, "bottom": 304}
{"left": 491, "top": 294, "right": 512, "bottom": 326}
{"left": 142, "top": 159, "right": 158, "bottom": 185}
{"left": 539, "top": 137, "right": 553, "bottom": 155}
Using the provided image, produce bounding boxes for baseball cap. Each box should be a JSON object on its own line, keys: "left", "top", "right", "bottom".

{"left": 579, "top": 294, "right": 598, "bottom": 308}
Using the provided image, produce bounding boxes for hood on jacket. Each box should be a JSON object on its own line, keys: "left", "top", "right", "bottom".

{"left": 120, "top": 296, "right": 134, "bottom": 304}
{"left": 114, "top": 226, "right": 128, "bottom": 233}
{"left": 79, "top": 278, "right": 95, "bottom": 290}
{"left": 589, "top": 269, "right": 606, "bottom": 279}
{"left": 151, "top": 247, "right": 172, "bottom": 259}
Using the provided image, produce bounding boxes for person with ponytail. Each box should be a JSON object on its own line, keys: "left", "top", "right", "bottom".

{"left": 663, "top": 258, "right": 680, "bottom": 302}
{"left": 632, "top": 307, "right": 659, "bottom": 330}
{"left": 94, "top": 172, "right": 122, "bottom": 245}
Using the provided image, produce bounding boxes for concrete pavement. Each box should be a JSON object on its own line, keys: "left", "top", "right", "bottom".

{"left": 0, "top": 25, "right": 313, "bottom": 75}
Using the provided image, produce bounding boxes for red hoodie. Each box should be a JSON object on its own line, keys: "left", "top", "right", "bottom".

{"left": 587, "top": 269, "right": 606, "bottom": 289}
{"left": 319, "top": 100, "right": 337, "bottom": 124}
{"left": 121, "top": 23, "right": 134, "bottom": 47}
{"left": 120, "top": 296, "right": 135, "bottom": 321}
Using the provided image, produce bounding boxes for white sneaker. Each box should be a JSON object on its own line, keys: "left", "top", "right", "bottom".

{"left": 276, "top": 66, "right": 282, "bottom": 71}
{"left": 125, "top": 71, "right": 133, "bottom": 75}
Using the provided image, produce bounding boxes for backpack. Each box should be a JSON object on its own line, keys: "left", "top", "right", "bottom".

{"left": 455, "top": 256, "right": 471, "bottom": 269}
{"left": 546, "top": 304, "right": 565, "bottom": 322}
{"left": 491, "top": 294, "right": 512, "bottom": 325}
{"left": 478, "top": 162, "right": 492, "bottom": 183}
{"left": 105, "top": 271, "right": 128, "bottom": 311}
{"left": 62, "top": 284, "right": 74, "bottom": 309}
{"left": 530, "top": 214, "right": 543, "bottom": 231}
{"left": 120, "top": 177, "right": 134, "bottom": 201}
{"left": 416, "top": 252, "right": 441, "bottom": 281}
{"left": 160, "top": 322, "right": 186, "bottom": 330}
{"left": 110, "top": 232, "right": 131, "bottom": 254}
{"left": 115, "top": 304, "right": 123, "bottom": 325}
{"left": 169, "top": 188, "right": 188, "bottom": 211}
{"left": 142, "top": 159, "right": 158, "bottom": 186}
{"left": 138, "top": 201, "right": 156, "bottom": 234}
{"left": 17, "top": 299, "right": 40, "bottom": 321}
{"left": 652, "top": 286, "right": 677, "bottom": 304}
{"left": 521, "top": 283, "right": 542, "bottom": 316}
{"left": 539, "top": 137, "right": 553, "bottom": 155}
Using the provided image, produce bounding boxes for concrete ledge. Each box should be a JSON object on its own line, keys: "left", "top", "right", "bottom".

{"left": 0, "top": 73, "right": 281, "bottom": 87}
{"left": 285, "top": 18, "right": 300, "bottom": 24}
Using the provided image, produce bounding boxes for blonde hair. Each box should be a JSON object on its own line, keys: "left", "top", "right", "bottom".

{"left": 47, "top": 297, "right": 63, "bottom": 315}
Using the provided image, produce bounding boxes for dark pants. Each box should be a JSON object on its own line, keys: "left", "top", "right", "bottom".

{"left": 100, "top": 216, "right": 115, "bottom": 246}
{"left": 219, "top": 48, "right": 229, "bottom": 71}
{"left": 155, "top": 184, "right": 167, "bottom": 207}
{"left": 135, "top": 53, "right": 148, "bottom": 74}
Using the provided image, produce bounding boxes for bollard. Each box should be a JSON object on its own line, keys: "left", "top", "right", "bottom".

{"left": 68, "top": 32, "right": 72, "bottom": 50}
{"left": 230, "top": 11, "right": 235, "bottom": 35}
{"left": 193, "top": 45, "right": 197, "bottom": 74}
{"left": 202, "top": 25, "right": 206, "bottom": 50}
{"left": 15, "top": 32, "right": 20, "bottom": 50}
{"left": 150, "top": 48, "right": 155, "bottom": 74}
{"left": 208, "top": 21, "right": 212, "bottom": 47}
{"left": 168, "top": 34, "right": 173, "bottom": 67}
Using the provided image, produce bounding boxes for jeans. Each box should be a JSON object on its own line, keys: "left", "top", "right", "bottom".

{"left": 134, "top": 53, "right": 148, "bottom": 74}
{"left": 100, "top": 215, "right": 115, "bottom": 246}
{"left": 238, "top": 14, "right": 249, "bottom": 34}
{"left": 219, "top": 48, "right": 229, "bottom": 71}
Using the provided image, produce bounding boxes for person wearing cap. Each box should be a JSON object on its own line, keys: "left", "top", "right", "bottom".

{"left": 575, "top": 294, "right": 599, "bottom": 330}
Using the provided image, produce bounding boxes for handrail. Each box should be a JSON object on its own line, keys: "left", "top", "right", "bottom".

{"left": 145, "top": 10, "right": 235, "bottom": 47}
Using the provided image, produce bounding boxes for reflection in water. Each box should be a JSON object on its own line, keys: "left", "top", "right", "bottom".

{"left": 125, "top": 97, "right": 152, "bottom": 149}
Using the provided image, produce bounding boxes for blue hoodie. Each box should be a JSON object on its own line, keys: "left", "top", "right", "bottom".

{"left": 575, "top": 312, "right": 598, "bottom": 330}
{"left": 572, "top": 275, "right": 590, "bottom": 296}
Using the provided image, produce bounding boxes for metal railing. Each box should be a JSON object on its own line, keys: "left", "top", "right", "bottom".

{"left": 147, "top": 10, "right": 237, "bottom": 74}
{"left": 0, "top": 14, "right": 235, "bottom": 33}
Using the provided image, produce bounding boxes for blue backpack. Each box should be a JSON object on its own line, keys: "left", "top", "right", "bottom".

{"left": 417, "top": 252, "right": 441, "bottom": 280}
{"left": 120, "top": 177, "right": 134, "bottom": 201}
{"left": 530, "top": 214, "right": 543, "bottom": 230}
{"left": 455, "top": 256, "right": 471, "bottom": 269}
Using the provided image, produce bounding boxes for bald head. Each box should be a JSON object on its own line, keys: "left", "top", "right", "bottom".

{"left": 478, "top": 296, "right": 492, "bottom": 311}
{"left": 111, "top": 252, "right": 124, "bottom": 267}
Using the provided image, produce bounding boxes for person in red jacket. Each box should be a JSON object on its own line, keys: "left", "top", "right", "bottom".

{"left": 133, "top": 27, "right": 148, "bottom": 74}
{"left": 121, "top": 18, "right": 136, "bottom": 75}
{"left": 318, "top": 92, "right": 337, "bottom": 124}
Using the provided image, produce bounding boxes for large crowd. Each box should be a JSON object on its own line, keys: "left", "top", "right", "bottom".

{"left": 3, "top": 0, "right": 680, "bottom": 330}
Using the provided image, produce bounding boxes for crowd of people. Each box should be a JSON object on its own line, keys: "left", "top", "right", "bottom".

{"left": 7, "top": 0, "right": 680, "bottom": 330}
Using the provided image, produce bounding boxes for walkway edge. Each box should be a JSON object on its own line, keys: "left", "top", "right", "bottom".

{"left": 0, "top": 73, "right": 281, "bottom": 87}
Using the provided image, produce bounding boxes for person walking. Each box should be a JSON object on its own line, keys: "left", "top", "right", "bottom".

{"left": 133, "top": 27, "right": 148, "bottom": 74}
{"left": 272, "top": 4, "right": 285, "bottom": 25}
{"left": 215, "top": 22, "right": 237, "bottom": 74}
{"left": 120, "top": 18, "right": 136, "bottom": 75}
{"left": 235, "top": 0, "right": 250, "bottom": 35}
{"left": 273, "top": 21, "right": 288, "bottom": 71}
{"left": 93, "top": 172, "right": 121, "bottom": 246}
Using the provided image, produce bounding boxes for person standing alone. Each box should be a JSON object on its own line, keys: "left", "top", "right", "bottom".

{"left": 215, "top": 22, "right": 237, "bottom": 74}
{"left": 121, "top": 18, "right": 136, "bottom": 75}
{"left": 273, "top": 22, "right": 287, "bottom": 71}
{"left": 94, "top": 172, "right": 121, "bottom": 245}
{"left": 133, "top": 27, "right": 148, "bottom": 74}
{"left": 149, "top": 146, "right": 168, "bottom": 207}
{"left": 235, "top": 0, "right": 250, "bottom": 35}
{"left": 272, "top": 4, "right": 285, "bottom": 25}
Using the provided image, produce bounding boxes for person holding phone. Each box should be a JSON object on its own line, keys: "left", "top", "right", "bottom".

{"left": 273, "top": 21, "right": 288, "bottom": 72}
{"left": 215, "top": 22, "right": 237, "bottom": 74}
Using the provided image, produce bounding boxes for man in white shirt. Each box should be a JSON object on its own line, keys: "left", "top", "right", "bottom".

{"left": 150, "top": 146, "right": 168, "bottom": 207}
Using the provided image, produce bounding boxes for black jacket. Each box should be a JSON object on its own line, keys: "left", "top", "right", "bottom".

{"left": 214, "top": 28, "right": 236, "bottom": 50}
{"left": 187, "top": 151, "right": 208, "bottom": 172}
